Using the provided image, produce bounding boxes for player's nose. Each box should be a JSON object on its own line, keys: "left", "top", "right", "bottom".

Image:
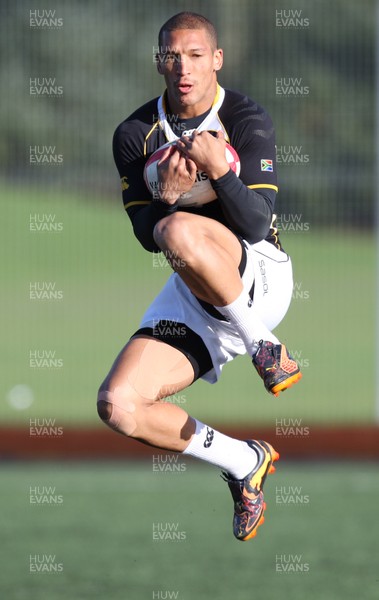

{"left": 175, "top": 55, "right": 191, "bottom": 75}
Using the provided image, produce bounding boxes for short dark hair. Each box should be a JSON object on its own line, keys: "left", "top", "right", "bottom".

{"left": 158, "top": 12, "right": 218, "bottom": 51}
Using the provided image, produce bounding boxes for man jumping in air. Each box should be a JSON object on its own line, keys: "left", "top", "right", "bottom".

{"left": 98, "top": 12, "right": 301, "bottom": 541}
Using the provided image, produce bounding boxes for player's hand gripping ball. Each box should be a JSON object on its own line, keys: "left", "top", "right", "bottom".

{"left": 144, "top": 139, "right": 240, "bottom": 207}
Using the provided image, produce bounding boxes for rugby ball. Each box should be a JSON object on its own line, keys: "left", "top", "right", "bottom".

{"left": 144, "top": 140, "right": 240, "bottom": 207}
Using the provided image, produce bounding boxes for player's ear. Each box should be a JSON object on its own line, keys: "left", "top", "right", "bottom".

{"left": 213, "top": 48, "right": 223, "bottom": 72}
{"left": 156, "top": 55, "right": 164, "bottom": 75}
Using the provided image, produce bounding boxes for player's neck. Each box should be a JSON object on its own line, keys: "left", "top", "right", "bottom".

{"left": 165, "top": 99, "right": 210, "bottom": 119}
{"left": 165, "top": 84, "right": 218, "bottom": 119}
{"left": 173, "top": 104, "right": 211, "bottom": 119}
{"left": 166, "top": 103, "right": 212, "bottom": 125}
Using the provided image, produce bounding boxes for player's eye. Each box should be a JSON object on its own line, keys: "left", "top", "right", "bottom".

{"left": 164, "top": 53, "right": 178, "bottom": 62}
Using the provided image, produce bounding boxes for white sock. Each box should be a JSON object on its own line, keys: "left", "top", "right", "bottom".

{"left": 183, "top": 419, "right": 258, "bottom": 480}
{"left": 215, "top": 289, "right": 279, "bottom": 356}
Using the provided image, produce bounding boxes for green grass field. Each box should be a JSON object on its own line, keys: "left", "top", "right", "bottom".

{"left": 1, "top": 182, "right": 375, "bottom": 426}
{"left": 1, "top": 460, "right": 378, "bottom": 600}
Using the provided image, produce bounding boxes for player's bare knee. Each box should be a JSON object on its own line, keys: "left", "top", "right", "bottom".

{"left": 96, "top": 388, "right": 138, "bottom": 437}
{"left": 96, "top": 389, "right": 115, "bottom": 424}
{"left": 153, "top": 212, "right": 194, "bottom": 256}
{"left": 97, "top": 398, "right": 112, "bottom": 422}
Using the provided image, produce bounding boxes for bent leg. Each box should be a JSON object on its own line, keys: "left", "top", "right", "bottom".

{"left": 153, "top": 212, "right": 279, "bottom": 354}
{"left": 98, "top": 336, "right": 263, "bottom": 480}
{"left": 97, "top": 336, "right": 196, "bottom": 451}
{"left": 153, "top": 212, "right": 243, "bottom": 305}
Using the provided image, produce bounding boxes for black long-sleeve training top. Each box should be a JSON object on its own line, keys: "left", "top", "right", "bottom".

{"left": 113, "top": 86, "right": 284, "bottom": 253}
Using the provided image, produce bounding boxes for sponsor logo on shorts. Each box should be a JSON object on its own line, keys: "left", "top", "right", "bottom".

{"left": 258, "top": 260, "right": 269, "bottom": 295}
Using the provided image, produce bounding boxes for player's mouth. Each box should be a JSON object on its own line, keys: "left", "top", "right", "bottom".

{"left": 176, "top": 82, "right": 193, "bottom": 95}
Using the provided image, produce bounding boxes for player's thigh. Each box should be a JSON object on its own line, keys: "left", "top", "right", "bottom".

{"left": 99, "top": 335, "right": 195, "bottom": 403}
{"left": 156, "top": 212, "right": 242, "bottom": 268}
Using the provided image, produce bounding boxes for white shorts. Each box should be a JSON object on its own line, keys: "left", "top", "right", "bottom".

{"left": 136, "top": 239, "right": 293, "bottom": 384}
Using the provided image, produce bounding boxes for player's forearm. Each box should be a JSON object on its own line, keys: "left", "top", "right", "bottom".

{"left": 129, "top": 200, "right": 179, "bottom": 252}
{"left": 210, "top": 170, "right": 273, "bottom": 243}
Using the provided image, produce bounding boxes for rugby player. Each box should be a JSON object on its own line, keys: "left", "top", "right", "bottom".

{"left": 98, "top": 12, "right": 302, "bottom": 541}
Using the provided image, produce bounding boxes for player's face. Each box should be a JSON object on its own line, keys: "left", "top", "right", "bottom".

{"left": 157, "top": 28, "right": 223, "bottom": 118}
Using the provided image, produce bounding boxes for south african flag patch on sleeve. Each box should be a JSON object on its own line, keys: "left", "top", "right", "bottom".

{"left": 261, "top": 159, "right": 273, "bottom": 172}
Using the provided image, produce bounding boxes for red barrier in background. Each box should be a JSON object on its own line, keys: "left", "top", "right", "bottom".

{"left": 1, "top": 426, "right": 378, "bottom": 460}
